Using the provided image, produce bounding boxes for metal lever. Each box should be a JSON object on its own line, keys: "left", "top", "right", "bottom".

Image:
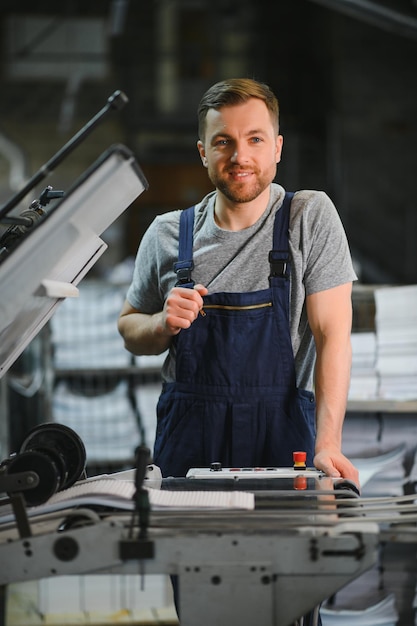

{"left": 0, "top": 90, "right": 129, "bottom": 220}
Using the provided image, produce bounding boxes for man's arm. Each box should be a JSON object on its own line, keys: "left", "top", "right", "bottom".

{"left": 118, "top": 284, "right": 208, "bottom": 356}
{"left": 306, "top": 282, "right": 359, "bottom": 486}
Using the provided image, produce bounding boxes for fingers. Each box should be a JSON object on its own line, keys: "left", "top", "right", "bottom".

{"left": 194, "top": 283, "right": 209, "bottom": 297}
{"left": 334, "top": 455, "right": 360, "bottom": 486}
{"left": 314, "top": 449, "right": 360, "bottom": 486}
{"left": 163, "top": 286, "right": 207, "bottom": 334}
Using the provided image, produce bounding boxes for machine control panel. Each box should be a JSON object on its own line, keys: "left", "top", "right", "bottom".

{"left": 186, "top": 464, "right": 325, "bottom": 479}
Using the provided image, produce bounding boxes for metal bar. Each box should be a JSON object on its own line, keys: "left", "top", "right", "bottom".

{"left": 307, "top": 0, "right": 417, "bottom": 40}
{"left": 0, "top": 90, "right": 128, "bottom": 220}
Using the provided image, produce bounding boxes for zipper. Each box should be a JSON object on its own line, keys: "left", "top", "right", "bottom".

{"left": 202, "top": 302, "right": 273, "bottom": 312}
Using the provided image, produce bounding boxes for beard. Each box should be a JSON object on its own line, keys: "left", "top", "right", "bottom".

{"left": 207, "top": 165, "right": 277, "bottom": 204}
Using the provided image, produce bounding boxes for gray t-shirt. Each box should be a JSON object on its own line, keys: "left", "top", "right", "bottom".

{"left": 127, "top": 183, "right": 357, "bottom": 390}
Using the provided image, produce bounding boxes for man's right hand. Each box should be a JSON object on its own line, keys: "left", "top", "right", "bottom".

{"left": 162, "top": 284, "right": 208, "bottom": 335}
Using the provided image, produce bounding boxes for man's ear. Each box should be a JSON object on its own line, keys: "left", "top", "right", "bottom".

{"left": 276, "top": 134, "right": 284, "bottom": 164}
{"left": 197, "top": 140, "right": 208, "bottom": 168}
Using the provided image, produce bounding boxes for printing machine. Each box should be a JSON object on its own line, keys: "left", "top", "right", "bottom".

{"left": 2, "top": 428, "right": 416, "bottom": 626}
{"left": 0, "top": 453, "right": 380, "bottom": 626}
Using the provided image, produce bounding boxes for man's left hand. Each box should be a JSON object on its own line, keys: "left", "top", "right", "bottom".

{"left": 313, "top": 449, "right": 360, "bottom": 490}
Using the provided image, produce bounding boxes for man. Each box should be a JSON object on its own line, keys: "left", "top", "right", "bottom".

{"left": 118, "top": 77, "right": 359, "bottom": 487}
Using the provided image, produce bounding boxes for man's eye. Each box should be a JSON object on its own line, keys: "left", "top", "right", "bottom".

{"left": 216, "top": 139, "right": 229, "bottom": 146}
{"left": 251, "top": 137, "right": 262, "bottom": 143}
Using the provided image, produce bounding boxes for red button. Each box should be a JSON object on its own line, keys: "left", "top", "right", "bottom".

{"left": 293, "top": 451, "right": 307, "bottom": 464}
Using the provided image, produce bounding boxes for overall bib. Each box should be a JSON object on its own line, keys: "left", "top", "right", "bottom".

{"left": 154, "top": 192, "right": 317, "bottom": 478}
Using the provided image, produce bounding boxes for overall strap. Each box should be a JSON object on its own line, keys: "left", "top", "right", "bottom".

{"left": 173, "top": 206, "right": 195, "bottom": 288}
{"left": 174, "top": 193, "right": 294, "bottom": 288}
{"left": 269, "top": 191, "right": 294, "bottom": 283}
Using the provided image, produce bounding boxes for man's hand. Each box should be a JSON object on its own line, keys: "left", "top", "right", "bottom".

{"left": 162, "top": 284, "right": 208, "bottom": 335}
{"left": 314, "top": 448, "right": 360, "bottom": 489}
{"left": 118, "top": 284, "right": 209, "bottom": 356}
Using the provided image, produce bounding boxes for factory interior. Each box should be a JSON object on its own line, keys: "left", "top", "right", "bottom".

{"left": 0, "top": 1, "right": 417, "bottom": 625}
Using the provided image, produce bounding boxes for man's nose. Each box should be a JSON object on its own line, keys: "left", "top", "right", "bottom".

{"left": 230, "top": 143, "right": 248, "bottom": 163}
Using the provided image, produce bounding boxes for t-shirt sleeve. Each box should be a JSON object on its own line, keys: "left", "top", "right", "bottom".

{"left": 126, "top": 218, "right": 165, "bottom": 313}
{"left": 296, "top": 191, "right": 357, "bottom": 295}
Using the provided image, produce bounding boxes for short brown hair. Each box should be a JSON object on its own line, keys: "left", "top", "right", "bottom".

{"left": 197, "top": 78, "right": 280, "bottom": 140}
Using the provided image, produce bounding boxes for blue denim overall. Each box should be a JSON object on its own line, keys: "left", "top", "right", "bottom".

{"left": 156, "top": 192, "right": 320, "bottom": 626}
{"left": 153, "top": 192, "right": 316, "bottom": 478}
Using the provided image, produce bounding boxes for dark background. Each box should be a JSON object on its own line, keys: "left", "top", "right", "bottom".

{"left": 0, "top": 0, "right": 416, "bottom": 283}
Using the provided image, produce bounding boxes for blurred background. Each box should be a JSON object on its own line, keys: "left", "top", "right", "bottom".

{"left": 1, "top": 2, "right": 417, "bottom": 624}
{"left": 0, "top": 0, "right": 416, "bottom": 283}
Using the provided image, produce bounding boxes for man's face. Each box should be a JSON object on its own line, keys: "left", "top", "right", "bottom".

{"left": 197, "top": 98, "right": 283, "bottom": 204}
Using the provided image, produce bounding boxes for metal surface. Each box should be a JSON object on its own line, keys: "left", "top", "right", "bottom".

{"left": 1, "top": 471, "right": 417, "bottom": 625}
{"left": 0, "top": 144, "right": 148, "bottom": 378}
{"left": 0, "top": 510, "right": 379, "bottom": 626}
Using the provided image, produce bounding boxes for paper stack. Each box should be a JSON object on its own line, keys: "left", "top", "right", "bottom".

{"left": 52, "top": 379, "right": 140, "bottom": 463}
{"left": 374, "top": 285, "right": 417, "bottom": 400}
{"left": 50, "top": 280, "right": 131, "bottom": 368}
{"left": 348, "top": 332, "right": 379, "bottom": 399}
